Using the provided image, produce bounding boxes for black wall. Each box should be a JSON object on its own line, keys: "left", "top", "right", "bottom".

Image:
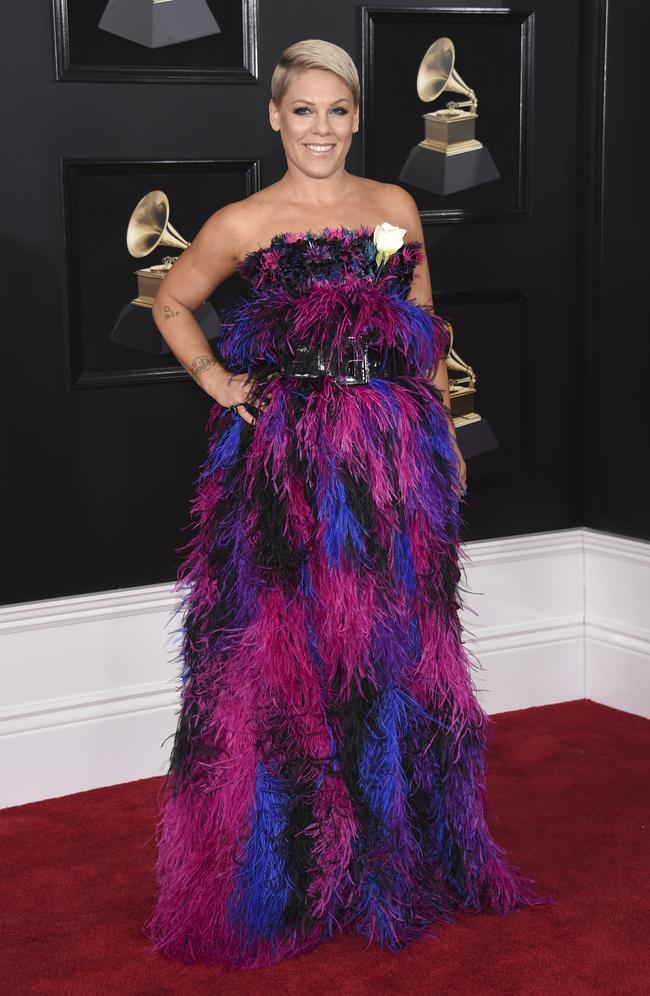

{"left": 1, "top": 0, "right": 647, "bottom": 606}
{"left": 579, "top": 2, "right": 649, "bottom": 540}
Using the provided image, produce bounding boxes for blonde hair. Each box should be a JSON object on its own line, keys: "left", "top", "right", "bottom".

{"left": 271, "top": 39, "right": 360, "bottom": 109}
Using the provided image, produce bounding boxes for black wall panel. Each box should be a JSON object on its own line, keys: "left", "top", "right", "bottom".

{"left": 578, "top": 1, "right": 649, "bottom": 540}
{"left": 1, "top": 0, "right": 646, "bottom": 606}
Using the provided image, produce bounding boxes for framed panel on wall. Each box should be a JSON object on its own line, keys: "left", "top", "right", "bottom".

{"left": 52, "top": 0, "right": 259, "bottom": 83}
{"left": 435, "top": 289, "right": 530, "bottom": 489}
{"left": 58, "top": 157, "right": 260, "bottom": 390}
{"left": 360, "top": 5, "right": 534, "bottom": 223}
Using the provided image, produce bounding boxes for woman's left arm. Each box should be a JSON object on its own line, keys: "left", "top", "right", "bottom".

{"left": 391, "top": 187, "right": 467, "bottom": 494}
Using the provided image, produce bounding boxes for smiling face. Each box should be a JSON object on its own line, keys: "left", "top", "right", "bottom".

{"left": 269, "top": 68, "right": 359, "bottom": 177}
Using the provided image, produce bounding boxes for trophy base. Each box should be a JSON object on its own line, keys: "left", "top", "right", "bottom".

{"left": 398, "top": 143, "right": 500, "bottom": 195}
{"left": 109, "top": 300, "right": 222, "bottom": 355}
{"left": 98, "top": 0, "right": 221, "bottom": 50}
{"left": 453, "top": 414, "right": 499, "bottom": 461}
{"left": 450, "top": 388, "right": 477, "bottom": 419}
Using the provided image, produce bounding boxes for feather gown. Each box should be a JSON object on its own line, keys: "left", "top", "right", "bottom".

{"left": 143, "top": 226, "right": 552, "bottom": 969}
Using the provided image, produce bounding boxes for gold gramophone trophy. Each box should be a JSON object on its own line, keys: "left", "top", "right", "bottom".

{"left": 441, "top": 319, "right": 498, "bottom": 459}
{"left": 109, "top": 190, "right": 222, "bottom": 355}
{"left": 399, "top": 37, "right": 500, "bottom": 194}
{"left": 127, "top": 190, "right": 189, "bottom": 308}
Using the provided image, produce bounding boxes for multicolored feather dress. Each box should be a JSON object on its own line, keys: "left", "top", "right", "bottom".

{"left": 143, "top": 226, "right": 551, "bottom": 969}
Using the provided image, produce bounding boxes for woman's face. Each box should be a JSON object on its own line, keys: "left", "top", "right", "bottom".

{"left": 269, "top": 68, "right": 359, "bottom": 177}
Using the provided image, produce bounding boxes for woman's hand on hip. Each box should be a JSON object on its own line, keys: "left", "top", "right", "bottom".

{"left": 198, "top": 364, "right": 268, "bottom": 425}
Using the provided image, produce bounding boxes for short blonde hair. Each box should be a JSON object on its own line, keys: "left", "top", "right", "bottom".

{"left": 271, "top": 39, "right": 360, "bottom": 109}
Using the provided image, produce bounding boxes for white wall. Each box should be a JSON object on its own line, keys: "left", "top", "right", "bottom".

{"left": 1, "top": 527, "right": 648, "bottom": 809}
{"left": 0, "top": 586, "right": 180, "bottom": 808}
{"left": 583, "top": 529, "right": 650, "bottom": 717}
{"left": 459, "top": 528, "right": 585, "bottom": 713}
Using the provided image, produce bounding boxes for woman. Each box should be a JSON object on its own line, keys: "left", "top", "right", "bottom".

{"left": 144, "top": 39, "right": 551, "bottom": 970}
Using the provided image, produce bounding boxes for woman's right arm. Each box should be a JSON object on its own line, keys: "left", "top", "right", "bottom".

{"left": 151, "top": 203, "right": 260, "bottom": 425}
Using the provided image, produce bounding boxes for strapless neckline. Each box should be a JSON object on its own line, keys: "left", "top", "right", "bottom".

{"left": 237, "top": 225, "right": 422, "bottom": 270}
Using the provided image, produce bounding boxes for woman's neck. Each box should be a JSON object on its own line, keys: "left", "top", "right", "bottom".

{"left": 279, "top": 164, "right": 357, "bottom": 209}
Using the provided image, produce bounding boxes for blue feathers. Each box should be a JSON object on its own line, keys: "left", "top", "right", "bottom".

{"left": 227, "top": 763, "right": 294, "bottom": 948}
{"left": 199, "top": 416, "right": 243, "bottom": 481}
{"left": 362, "top": 238, "right": 378, "bottom": 265}
{"left": 317, "top": 460, "right": 368, "bottom": 569}
{"left": 358, "top": 685, "right": 406, "bottom": 829}
{"left": 393, "top": 527, "right": 416, "bottom": 600}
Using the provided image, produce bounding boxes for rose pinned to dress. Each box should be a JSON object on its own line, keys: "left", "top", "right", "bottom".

{"left": 373, "top": 221, "right": 408, "bottom": 271}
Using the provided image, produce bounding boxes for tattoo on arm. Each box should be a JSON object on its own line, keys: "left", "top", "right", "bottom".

{"left": 190, "top": 355, "right": 218, "bottom": 382}
{"left": 162, "top": 305, "right": 181, "bottom": 320}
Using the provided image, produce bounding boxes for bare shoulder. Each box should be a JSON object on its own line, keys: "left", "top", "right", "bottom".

{"left": 192, "top": 191, "right": 273, "bottom": 264}
{"left": 362, "top": 179, "right": 431, "bottom": 302}
{"left": 377, "top": 182, "right": 424, "bottom": 243}
{"left": 349, "top": 176, "right": 424, "bottom": 242}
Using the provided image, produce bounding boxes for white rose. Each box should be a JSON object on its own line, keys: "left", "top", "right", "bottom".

{"left": 373, "top": 221, "right": 407, "bottom": 255}
{"left": 373, "top": 221, "right": 408, "bottom": 271}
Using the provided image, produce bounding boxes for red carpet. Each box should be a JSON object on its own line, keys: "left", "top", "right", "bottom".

{"left": 2, "top": 699, "right": 649, "bottom": 995}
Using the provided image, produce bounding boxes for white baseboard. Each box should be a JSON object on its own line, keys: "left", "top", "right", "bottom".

{"left": 1, "top": 527, "right": 648, "bottom": 809}
{"left": 0, "top": 585, "right": 181, "bottom": 808}
{"left": 459, "top": 527, "right": 585, "bottom": 713}
{"left": 582, "top": 528, "right": 650, "bottom": 717}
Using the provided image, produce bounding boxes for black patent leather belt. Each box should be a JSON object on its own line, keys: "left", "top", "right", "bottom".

{"left": 277, "top": 334, "right": 401, "bottom": 385}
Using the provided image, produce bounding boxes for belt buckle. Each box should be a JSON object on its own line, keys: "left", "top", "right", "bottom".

{"left": 338, "top": 335, "right": 370, "bottom": 385}
{"left": 285, "top": 343, "right": 315, "bottom": 377}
